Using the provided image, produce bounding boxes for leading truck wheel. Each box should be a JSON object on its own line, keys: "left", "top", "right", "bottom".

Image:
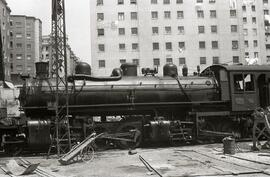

{"left": 116, "top": 123, "right": 142, "bottom": 149}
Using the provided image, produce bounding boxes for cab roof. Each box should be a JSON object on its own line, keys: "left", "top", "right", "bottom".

{"left": 202, "top": 64, "right": 270, "bottom": 74}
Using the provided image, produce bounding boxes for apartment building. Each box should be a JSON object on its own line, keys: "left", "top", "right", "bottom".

{"left": 9, "top": 15, "right": 42, "bottom": 77}
{"left": 90, "top": 0, "right": 250, "bottom": 76}
{"left": 0, "top": 0, "right": 11, "bottom": 81}
{"left": 41, "top": 35, "right": 79, "bottom": 76}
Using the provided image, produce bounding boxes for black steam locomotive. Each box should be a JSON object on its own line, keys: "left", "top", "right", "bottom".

{"left": 1, "top": 61, "right": 270, "bottom": 153}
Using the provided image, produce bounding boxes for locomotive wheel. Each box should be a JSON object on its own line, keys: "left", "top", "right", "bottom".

{"left": 116, "top": 123, "right": 142, "bottom": 149}
{"left": 80, "top": 145, "right": 94, "bottom": 162}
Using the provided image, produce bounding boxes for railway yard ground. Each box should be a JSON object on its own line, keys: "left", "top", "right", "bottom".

{"left": 0, "top": 142, "right": 270, "bottom": 177}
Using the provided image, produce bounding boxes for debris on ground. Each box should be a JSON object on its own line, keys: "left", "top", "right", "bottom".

{"left": 5, "top": 159, "right": 39, "bottom": 176}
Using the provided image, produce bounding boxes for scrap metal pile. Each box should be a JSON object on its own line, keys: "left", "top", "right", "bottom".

{"left": 252, "top": 107, "right": 270, "bottom": 150}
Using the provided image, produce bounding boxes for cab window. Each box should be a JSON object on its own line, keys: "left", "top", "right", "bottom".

{"left": 244, "top": 74, "right": 254, "bottom": 91}
{"left": 233, "top": 73, "right": 254, "bottom": 92}
{"left": 234, "top": 74, "right": 244, "bottom": 92}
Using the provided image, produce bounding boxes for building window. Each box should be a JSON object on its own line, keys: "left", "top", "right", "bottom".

{"left": 210, "top": 10, "right": 216, "bottom": 18}
{"left": 27, "top": 44, "right": 31, "bottom": 50}
{"left": 99, "top": 60, "right": 105, "bottom": 68}
{"left": 209, "top": 0, "right": 215, "bottom": 3}
{"left": 132, "top": 59, "right": 139, "bottom": 66}
{"left": 213, "top": 57, "right": 219, "bottom": 64}
{"left": 131, "top": 12, "right": 137, "bottom": 20}
{"left": 16, "top": 65, "right": 23, "bottom": 72}
{"left": 130, "top": 0, "right": 137, "bottom": 4}
{"left": 243, "top": 17, "right": 247, "bottom": 23}
{"left": 197, "top": 0, "right": 203, "bottom": 3}
{"left": 211, "top": 25, "right": 217, "bottom": 33}
{"left": 264, "top": 10, "right": 269, "bottom": 15}
{"left": 252, "top": 17, "right": 256, "bottom": 24}
{"left": 233, "top": 56, "right": 239, "bottom": 63}
{"left": 178, "top": 42, "right": 185, "bottom": 50}
{"left": 97, "top": 13, "right": 104, "bottom": 21}
{"left": 119, "top": 43, "right": 126, "bottom": 50}
{"left": 200, "top": 57, "right": 206, "bottom": 64}
{"left": 232, "top": 40, "right": 238, "bottom": 49}
{"left": 267, "top": 56, "right": 270, "bottom": 62}
{"left": 245, "top": 52, "right": 249, "bottom": 58}
{"left": 177, "top": 11, "right": 184, "bottom": 19}
{"left": 153, "top": 42, "right": 159, "bottom": 50}
{"left": 16, "top": 43, "right": 22, "bottom": 48}
{"left": 27, "top": 55, "right": 31, "bottom": 60}
{"left": 179, "top": 57, "right": 186, "bottom": 65}
{"left": 97, "top": 0, "right": 103, "bottom": 5}
{"left": 164, "top": 11, "right": 171, "bottom": 19}
{"left": 15, "top": 22, "right": 22, "bottom": 27}
{"left": 15, "top": 33, "right": 22, "bottom": 38}
{"left": 16, "top": 54, "right": 22, "bottom": 60}
{"left": 176, "top": 0, "right": 183, "bottom": 4}
{"left": 266, "top": 44, "right": 270, "bottom": 50}
{"left": 165, "top": 26, "right": 171, "bottom": 34}
{"left": 254, "top": 52, "right": 258, "bottom": 58}
{"left": 153, "top": 58, "right": 160, "bottom": 66}
{"left": 131, "top": 27, "right": 138, "bottom": 35}
{"left": 251, "top": 5, "right": 255, "bottom": 11}
{"left": 253, "top": 28, "right": 257, "bottom": 35}
{"left": 243, "top": 28, "right": 248, "bottom": 35}
{"left": 9, "top": 31, "right": 13, "bottom": 37}
{"left": 231, "top": 25, "right": 237, "bottom": 32}
{"left": 230, "top": 10, "right": 237, "bottom": 17}
{"left": 212, "top": 41, "right": 218, "bottom": 49}
{"left": 118, "top": 0, "right": 124, "bottom": 4}
{"left": 199, "top": 41, "right": 206, "bottom": 49}
{"left": 97, "top": 28, "right": 104, "bottom": 36}
{"left": 253, "top": 40, "right": 258, "bottom": 47}
{"left": 166, "top": 42, "right": 172, "bottom": 50}
{"left": 151, "top": 0, "right": 157, "bottom": 4}
{"left": 263, "top": 0, "right": 268, "bottom": 4}
{"left": 151, "top": 11, "right": 158, "bottom": 19}
{"left": 197, "top": 10, "right": 204, "bottom": 18}
{"left": 152, "top": 27, "right": 159, "bottom": 35}
{"left": 132, "top": 43, "right": 139, "bottom": 50}
{"left": 120, "top": 59, "right": 126, "bottom": 64}
{"left": 163, "top": 0, "right": 170, "bottom": 4}
{"left": 198, "top": 26, "right": 205, "bottom": 33}
{"left": 166, "top": 58, "right": 173, "bottom": 63}
{"left": 119, "top": 28, "right": 125, "bottom": 35}
{"left": 26, "top": 33, "right": 31, "bottom": 39}
{"left": 242, "top": 5, "right": 246, "bottom": 12}
{"left": 9, "top": 41, "right": 13, "bottom": 48}
{"left": 244, "top": 40, "right": 249, "bottom": 48}
{"left": 27, "top": 66, "right": 32, "bottom": 72}
{"left": 98, "top": 44, "right": 105, "bottom": 52}
{"left": 178, "top": 26, "right": 184, "bottom": 34}
{"left": 118, "top": 12, "right": 125, "bottom": 20}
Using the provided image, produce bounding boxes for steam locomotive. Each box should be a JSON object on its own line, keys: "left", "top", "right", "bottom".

{"left": 1, "top": 61, "right": 270, "bottom": 153}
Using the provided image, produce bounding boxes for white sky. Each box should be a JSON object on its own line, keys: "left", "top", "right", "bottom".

{"left": 6, "top": 0, "right": 91, "bottom": 64}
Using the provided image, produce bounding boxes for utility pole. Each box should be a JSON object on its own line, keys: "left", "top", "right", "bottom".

{"left": 50, "top": 0, "right": 71, "bottom": 156}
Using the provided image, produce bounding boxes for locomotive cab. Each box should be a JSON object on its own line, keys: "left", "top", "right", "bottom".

{"left": 202, "top": 65, "right": 270, "bottom": 112}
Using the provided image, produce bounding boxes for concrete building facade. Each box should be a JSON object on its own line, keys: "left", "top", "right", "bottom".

{"left": 0, "top": 0, "right": 11, "bottom": 81}
{"left": 41, "top": 35, "right": 79, "bottom": 76}
{"left": 9, "top": 15, "right": 42, "bottom": 77}
{"left": 90, "top": 0, "right": 270, "bottom": 76}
